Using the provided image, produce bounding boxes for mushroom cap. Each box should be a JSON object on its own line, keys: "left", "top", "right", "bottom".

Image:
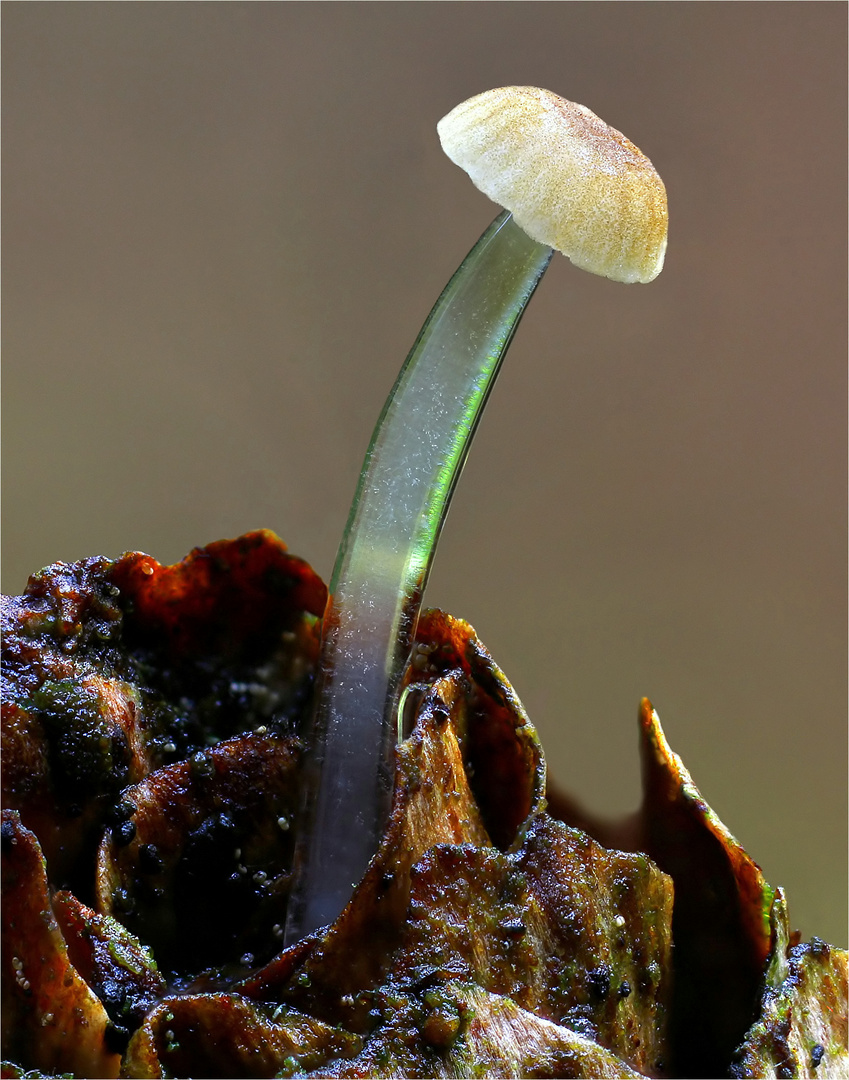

{"left": 438, "top": 86, "right": 668, "bottom": 284}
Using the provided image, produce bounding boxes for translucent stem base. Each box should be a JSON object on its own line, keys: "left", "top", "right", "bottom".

{"left": 284, "top": 212, "right": 552, "bottom": 943}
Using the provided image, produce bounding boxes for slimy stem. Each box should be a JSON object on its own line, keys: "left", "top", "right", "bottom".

{"left": 284, "top": 211, "right": 552, "bottom": 942}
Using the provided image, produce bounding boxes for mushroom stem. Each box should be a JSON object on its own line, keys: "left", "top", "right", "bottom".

{"left": 285, "top": 211, "right": 552, "bottom": 942}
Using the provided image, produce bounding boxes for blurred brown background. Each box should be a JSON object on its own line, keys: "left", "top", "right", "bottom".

{"left": 4, "top": 4, "right": 846, "bottom": 945}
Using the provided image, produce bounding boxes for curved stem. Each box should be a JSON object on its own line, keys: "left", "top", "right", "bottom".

{"left": 285, "top": 211, "right": 552, "bottom": 942}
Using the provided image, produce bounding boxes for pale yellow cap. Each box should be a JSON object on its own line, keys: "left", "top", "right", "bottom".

{"left": 438, "top": 86, "right": 668, "bottom": 284}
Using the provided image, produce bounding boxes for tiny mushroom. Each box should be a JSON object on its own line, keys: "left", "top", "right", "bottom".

{"left": 438, "top": 85, "right": 668, "bottom": 283}
{"left": 286, "top": 87, "right": 668, "bottom": 944}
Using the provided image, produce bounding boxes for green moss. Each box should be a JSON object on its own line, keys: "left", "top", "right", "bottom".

{"left": 31, "top": 679, "right": 131, "bottom": 804}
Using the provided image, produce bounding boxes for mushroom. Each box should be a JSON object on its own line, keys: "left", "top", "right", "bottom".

{"left": 285, "top": 87, "right": 668, "bottom": 943}
{"left": 438, "top": 86, "right": 667, "bottom": 284}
